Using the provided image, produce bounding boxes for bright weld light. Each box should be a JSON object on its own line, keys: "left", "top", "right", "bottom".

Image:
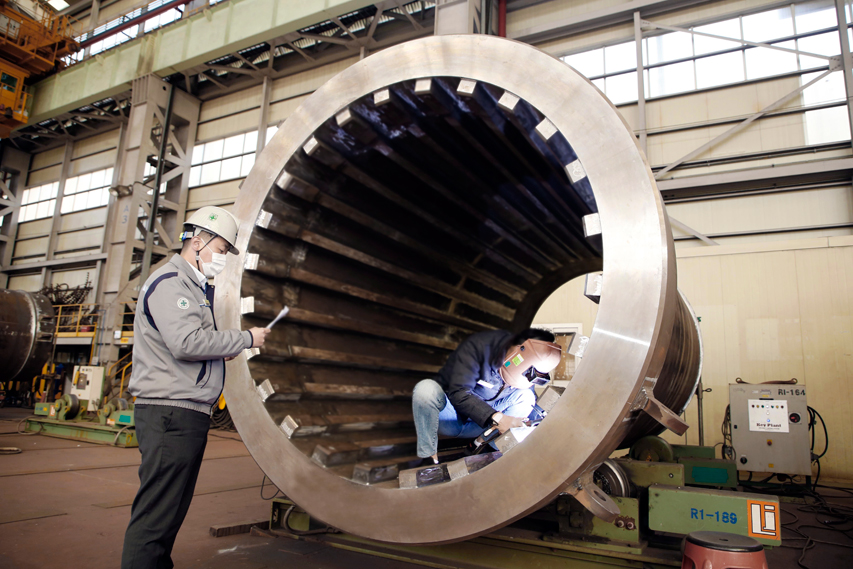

{"left": 596, "top": 328, "right": 651, "bottom": 347}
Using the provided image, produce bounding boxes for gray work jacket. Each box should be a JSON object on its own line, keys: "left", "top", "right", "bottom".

{"left": 128, "top": 254, "right": 252, "bottom": 415}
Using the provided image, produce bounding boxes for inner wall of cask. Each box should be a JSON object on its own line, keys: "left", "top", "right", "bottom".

{"left": 240, "top": 77, "right": 602, "bottom": 485}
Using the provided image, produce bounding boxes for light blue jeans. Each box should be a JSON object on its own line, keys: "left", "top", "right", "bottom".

{"left": 412, "top": 379, "right": 536, "bottom": 458}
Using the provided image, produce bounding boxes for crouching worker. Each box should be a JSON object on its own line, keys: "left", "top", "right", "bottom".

{"left": 121, "top": 206, "right": 271, "bottom": 569}
{"left": 412, "top": 328, "right": 562, "bottom": 464}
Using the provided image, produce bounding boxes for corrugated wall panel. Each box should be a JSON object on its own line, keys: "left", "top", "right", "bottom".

{"left": 60, "top": 208, "right": 108, "bottom": 232}
{"left": 647, "top": 113, "right": 809, "bottom": 166}
{"left": 199, "top": 85, "right": 262, "bottom": 123}
{"left": 55, "top": 227, "right": 104, "bottom": 254}
{"left": 270, "top": 57, "right": 358, "bottom": 102}
{"left": 667, "top": 186, "right": 853, "bottom": 237}
{"left": 13, "top": 236, "right": 49, "bottom": 259}
{"left": 16, "top": 218, "right": 52, "bottom": 239}
{"left": 269, "top": 94, "right": 310, "bottom": 125}
{"left": 29, "top": 147, "right": 64, "bottom": 171}
{"left": 186, "top": 179, "right": 241, "bottom": 210}
{"left": 69, "top": 151, "right": 119, "bottom": 176}
{"left": 196, "top": 108, "right": 261, "bottom": 143}
{"left": 27, "top": 165, "right": 61, "bottom": 186}
{"left": 71, "top": 129, "right": 120, "bottom": 159}
{"left": 7, "top": 274, "right": 44, "bottom": 291}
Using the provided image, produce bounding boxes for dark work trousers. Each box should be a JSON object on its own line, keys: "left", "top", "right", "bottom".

{"left": 121, "top": 404, "right": 210, "bottom": 569}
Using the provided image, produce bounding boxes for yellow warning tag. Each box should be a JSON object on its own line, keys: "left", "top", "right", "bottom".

{"left": 511, "top": 354, "right": 524, "bottom": 366}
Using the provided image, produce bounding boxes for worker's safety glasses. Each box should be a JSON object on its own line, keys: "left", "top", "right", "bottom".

{"left": 523, "top": 366, "right": 552, "bottom": 386}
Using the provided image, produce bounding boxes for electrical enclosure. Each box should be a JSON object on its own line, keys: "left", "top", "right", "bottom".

{"left": 729, "top": 384, "right": 811, "bottom": 476}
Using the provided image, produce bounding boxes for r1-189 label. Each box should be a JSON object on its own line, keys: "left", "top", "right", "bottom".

{"left": 691, "top": 509, "right": 737, "bottom": 524}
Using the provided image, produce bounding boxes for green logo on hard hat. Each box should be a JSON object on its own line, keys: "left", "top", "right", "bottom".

{"left": 209, "top": 213, "right": 218, "bottom": 221}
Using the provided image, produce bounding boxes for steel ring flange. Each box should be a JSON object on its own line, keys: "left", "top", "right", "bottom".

{"left": 219, "top": 34, "right": 677, "bottom": 545}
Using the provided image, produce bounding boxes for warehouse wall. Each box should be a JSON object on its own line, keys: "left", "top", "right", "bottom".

{"left": 516, "top": 0, "right": 853, "bottom": 482}
{"left": 533, "top": 237, "right": 853, "bottom": 481}
{"left": 7, "top": 129, "right": 121, "bottom": 299}
{"left": 186, "top": 57, "right": 359, "bottom": 216}
{"left": 512, "top": 0, "right": 852, "bottom": 176}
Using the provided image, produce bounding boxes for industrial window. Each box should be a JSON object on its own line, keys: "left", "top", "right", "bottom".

{"left": 19, "top": 182, "right": 58, "bottom": 222}
{"left": 63, "top": 0, "right": 196, "bottom": 65}
{"left": 61, "top": 168, "right": 113, "bottom": 214}
{"left": 1, "top": 72, "right": 17, "bottom": 93}
{"left": 802, "top": 71, "right": 851, "bottom": 143}
{"left": 142, "top": 0, "right": 183, "bottom": 34}
{"left": 561, "top": 0, "right": 843, "bottom": 105}
{"left": 87, "top": 26, "right": 139, "bottom": 57}
{"left": 188, "top": 126, "right": 278, "bottom": 188}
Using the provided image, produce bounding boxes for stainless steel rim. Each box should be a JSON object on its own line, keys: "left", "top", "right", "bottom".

{"left": 217, "top": 34, "right": 677, "bottom": 544}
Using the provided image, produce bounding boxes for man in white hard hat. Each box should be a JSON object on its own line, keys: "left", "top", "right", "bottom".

{"left": 121, "top": 206, "right": 270, "bottom": 569}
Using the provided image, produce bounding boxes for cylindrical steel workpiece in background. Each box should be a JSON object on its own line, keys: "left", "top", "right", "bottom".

{"left": 0, "top": 290, "right": 56, "bottom": 383}
{"left": 217, "top": 35, "right": 701, "bottom": 544}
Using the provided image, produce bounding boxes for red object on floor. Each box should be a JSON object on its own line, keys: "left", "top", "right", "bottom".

{"left": 681, "top": 531, "right": 769, "bottom": 569}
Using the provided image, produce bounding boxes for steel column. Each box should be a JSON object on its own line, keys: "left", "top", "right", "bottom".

{"left": 835, "top": 0, "right": 853, "bottom": 149}
{"left": 138, "top": 84, "right": 175, "bottom": 287}
{"left": 634, "top": 11, "right": 647, "bottom": 154}
{"left": 435, "top": 0, "right": 481, "bottom": 35}
{"left": 97, "top": 76, "right": 199, "bottom": 393}
{"left": 256, "top": 76, "right": 272, "bottom": 156}
{"left": 42, "top": 140, "right": 74, "bottom": 290}
{"left": 0, "top": 147, "right": 31, "bottom": 289}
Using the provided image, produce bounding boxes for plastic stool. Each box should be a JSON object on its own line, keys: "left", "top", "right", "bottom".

{"left": 681, "top": 531, "right": 768, "bottom": 569}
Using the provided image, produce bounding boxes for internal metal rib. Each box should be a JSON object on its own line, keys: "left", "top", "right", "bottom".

{"left": 242, "top": 77, "right": 601, "bottom": 448}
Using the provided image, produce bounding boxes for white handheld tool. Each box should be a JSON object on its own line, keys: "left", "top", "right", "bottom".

{"left": 266, "top": 306, "right": 289, "bottom": 329}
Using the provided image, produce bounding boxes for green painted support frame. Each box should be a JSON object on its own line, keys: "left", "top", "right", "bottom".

{"left": 25, "top": 417, "right": 137, "bottom": 447}
{"left": 679, "top": 457, "right": 738, "bottom": 488}
{"left": 268, "top": 498, "right": 683, "bottom": 568}
{"left": 671, "top": 444, "right": 716, "bottom": 460}
{"left": 648, "top": 484, "right": 781, "bottom": 546}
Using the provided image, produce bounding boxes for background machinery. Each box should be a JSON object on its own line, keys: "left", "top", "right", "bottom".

{"left": 27, "top": 363, "right": 137, "bottom": 446}
{"left": 0, "top": 0, "right": 79, "bottom": 137}
{"left": 0, "top": 288, "right": 55, "bottom": 405}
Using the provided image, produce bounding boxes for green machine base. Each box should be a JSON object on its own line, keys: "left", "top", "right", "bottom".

{"left": 30, "top": 398, "right": 136, "bottom": 447}
{"left": 268, "top": 498, "right": 684, "bottom": 569}
{"left": 26, "top": 417, "right": 137, "bottom": 447}
{"left": 258, "top": 441, "right": 777, "bottom": 569}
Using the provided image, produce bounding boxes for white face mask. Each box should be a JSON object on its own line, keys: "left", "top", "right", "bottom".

{"left": 196, "top": 237, "right": 228, "bottom": 278}
{"left": 201, "top": 252, "right": 227, "bottom": 278}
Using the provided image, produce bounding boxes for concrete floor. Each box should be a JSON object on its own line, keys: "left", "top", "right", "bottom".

{"left": 0, "top": 407, "right": 421, "bottom": 569}
{"left": 1, "top": 406, "right": 851, "bottom": 569}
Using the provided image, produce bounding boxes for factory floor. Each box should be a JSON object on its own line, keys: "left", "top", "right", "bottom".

{"left": 1, "top": 405, "right": 851, "bottom": 569}
{"left": 0, "top": 407, "right": 421, "bottom": 569}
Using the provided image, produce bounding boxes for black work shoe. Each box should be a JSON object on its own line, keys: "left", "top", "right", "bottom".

{"left": 417, "top": 456, "right": 439, "bottom": 468}
{"left": 465, "top": 440, "right": 483, "bottom": 456}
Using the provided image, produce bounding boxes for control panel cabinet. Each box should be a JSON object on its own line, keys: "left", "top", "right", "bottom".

{"left": 68, "top": 366, "right": 106, "bottom": 411}
{"left": 728, "top": 384, "right": 811, "bottom": 476}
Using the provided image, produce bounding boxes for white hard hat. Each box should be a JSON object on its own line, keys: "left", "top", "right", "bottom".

{"left": 181, "top": 206, "right": 240, "bottom": 254}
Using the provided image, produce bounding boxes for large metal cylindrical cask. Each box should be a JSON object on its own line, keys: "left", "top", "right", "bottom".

{"left": 217, "top": 35, "right": 701, "bottom": 544}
